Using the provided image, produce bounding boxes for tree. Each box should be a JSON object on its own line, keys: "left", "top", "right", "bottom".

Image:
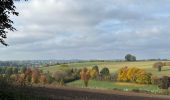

{"left": 40, "top": 74, "right": 47, "bottom": 84}
{"left": 117, "top": 67, "right": 152, "bottom": 84}
{"left": 90, "top": 65, "right": 99, "bottom": 79}
{"left": 125, "top": 54, "right": 136, "bottom": 61}
{"left": 21, "top": 67, "right": 27, "bottom": 73}
{"left": 153, "top": 62, "right": 163, "bottom": 72}
{"left": 0, "top": 0, "right": 27, "bottom": 46}
{"left": 25, "top": 68, "right": 32, "bottom": 83}
{"left": 13, "top": 67, "right": 18, "bottom": 74}
{"left": 32, "top": 68, "right": 40, "bottom": 83}
{"left": 80, "top": 68, "right": 90, "bottom": 87}
{"left": 100, "top": 67, "right": 110, "bottom": 77}
{"left": 92, "top": 65, "right": 99, "bottom": 74}
{"left": 6, "top": 67, "right": 13, "bottom": 76}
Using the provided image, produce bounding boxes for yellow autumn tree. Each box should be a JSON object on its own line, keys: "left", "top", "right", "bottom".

{"left": 117, "top": 67, "right": 152, "bottom": 84}
{"left": 89, "top": 69, "right": 99, "bottom": 79}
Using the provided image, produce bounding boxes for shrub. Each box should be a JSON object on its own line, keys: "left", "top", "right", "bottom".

{"left": 163, "top": 62, "right": 170, "bottom": 66}
{"left": 52, "top": 71, "right": 68, "bottom": 81}
{"left": 46, "top": 74, "right": 54, "bottom": 84}
{"left": 151, "top": 76, "right": 160, "bottom": 85}
{"left": 117, "top": 67, "right": 152, "bottom": 84}
{"left": 21, "top": 67, "right": 27, "bottom": 74}
{"left": 6, "top": 67, "right": 13, "bottom": 77}
{"left": 72, "top": 68, "right": 81, "bottom": 79}
{"left": 157, "top": 76, "right": 170, "bottom": 89}
{"left": 13, "top": 67, "right": 19, "bottom": 74}
{"left": 153, "top": 62, "right": 163, "bottom": 71}
{"left": 110, "top": 72, "right": 118, "bottom": 82}
{"left": 135, "top": 72, "right": 152, "bottom": 84}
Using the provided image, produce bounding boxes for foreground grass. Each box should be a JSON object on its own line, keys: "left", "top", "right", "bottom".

{"left": 67, "top": 80, "right": 160, "bottom": 93}
{"left": 40, "top": 61, "right": 170, "bottom": 77}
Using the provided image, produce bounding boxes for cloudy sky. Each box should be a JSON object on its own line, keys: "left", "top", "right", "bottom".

{"left": 0, "top": 0, "right": 170, "bottom": 60}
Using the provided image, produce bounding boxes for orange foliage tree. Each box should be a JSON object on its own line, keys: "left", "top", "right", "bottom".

{"left": 32, "top": 68, "right": 40, "bottom": 83}
{"left": 80, "top": 68, "right": 90, "bottom": 87}
{"left": 40, "top": 74, "right": 47, "bottom": 84}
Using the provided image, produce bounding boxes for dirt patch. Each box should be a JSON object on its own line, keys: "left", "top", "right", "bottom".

{"left": 14, "top": 86, "right": 170, "bottom": 100}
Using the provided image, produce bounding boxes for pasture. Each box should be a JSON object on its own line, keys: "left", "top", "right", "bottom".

{"left": 40, "top": 61, "right": 170, "bottom": 77}
{"left": 67, "top": 80, "right": 159, "bottom": 93}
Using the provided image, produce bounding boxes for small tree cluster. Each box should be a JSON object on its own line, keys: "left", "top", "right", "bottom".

{"left": 125, "top": 54, "right": 136, "bottom": 61}
{"left": 0, "top": 67, "right": 19, "bottom": 76}
{"left": 52, "top": 67, "right": 80, "bottom": 85}
{"left": 15, "top": 68, "right": 49, "bottom": 86}
{"left": 117, "top": 67, "right": 152, "bottom": 84}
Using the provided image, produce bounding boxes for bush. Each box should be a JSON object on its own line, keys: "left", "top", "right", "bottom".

{"left": 151, "top": 76, "right": 160, "bottom": 85}
{"left": 158, "top": 76, "right": 170, "bottom": 89}
{"left": 72, "top": 68, "right": 81, "bottom": 78}
{"left": 20, "top": 67, "right": 27, "bottom": 74}
{"left": 52, "top": 71, "right": 68, "bottom": 81}
{"left": 46, "top": 74, "right": 54, "bottom": 84}
{"left": 135, "top": 73, "right": 152, "bottom": 84}
{"left": 163, "top": 62, "right": 170, "bottom": 66}
{"left": 153, "top": 62, "right": 163, "bottom": 71}
{"left": 110, "top": 72, "right": 118, "bottom": 82}
{"left": 6, "top": 67, "right": 13, "bottom": 77}
{"left": 117, "top": 67, "right": 152, "bottom": 84}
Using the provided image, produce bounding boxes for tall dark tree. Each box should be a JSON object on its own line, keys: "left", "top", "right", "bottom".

{"left": 0, "top": 0, "right": 27, "bottom": 46}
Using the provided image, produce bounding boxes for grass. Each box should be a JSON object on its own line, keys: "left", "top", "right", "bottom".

{"left": 67, "top": 80, "right": 160, "bottom": 93}
{"left": 40, "top": 61, "right": 170, "bottom": 77}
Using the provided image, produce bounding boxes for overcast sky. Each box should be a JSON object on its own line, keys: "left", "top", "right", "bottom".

{"left": 0, "top": 0, "right": 170, "bottom": 60}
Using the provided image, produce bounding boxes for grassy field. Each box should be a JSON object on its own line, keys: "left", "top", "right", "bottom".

{"left": 39, "top": 61, "right": 170, "bottom": 94}
{"left": 67, "top": 80, "right": 160, "bottom": 93}
{"left": 40, "top": 61, "right": 170, "bottom": 77}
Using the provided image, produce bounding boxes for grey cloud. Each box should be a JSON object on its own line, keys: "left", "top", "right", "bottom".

{"left": 1, "top": 0, "right": 170, "bottom": 60}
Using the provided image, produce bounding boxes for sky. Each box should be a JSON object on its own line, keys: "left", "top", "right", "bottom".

{"left": 0, "top": 0, "right": 170, "bottom": 60}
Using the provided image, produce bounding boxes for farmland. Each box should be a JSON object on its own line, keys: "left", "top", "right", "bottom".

{"left": 40, "top": 61, "right": 170, "bottom": 77}
{"left": 39, "top": 60, "right": 170, "bottom": 95}
{"left": 0, "top": 60, "right": 170, "bottom": 100}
